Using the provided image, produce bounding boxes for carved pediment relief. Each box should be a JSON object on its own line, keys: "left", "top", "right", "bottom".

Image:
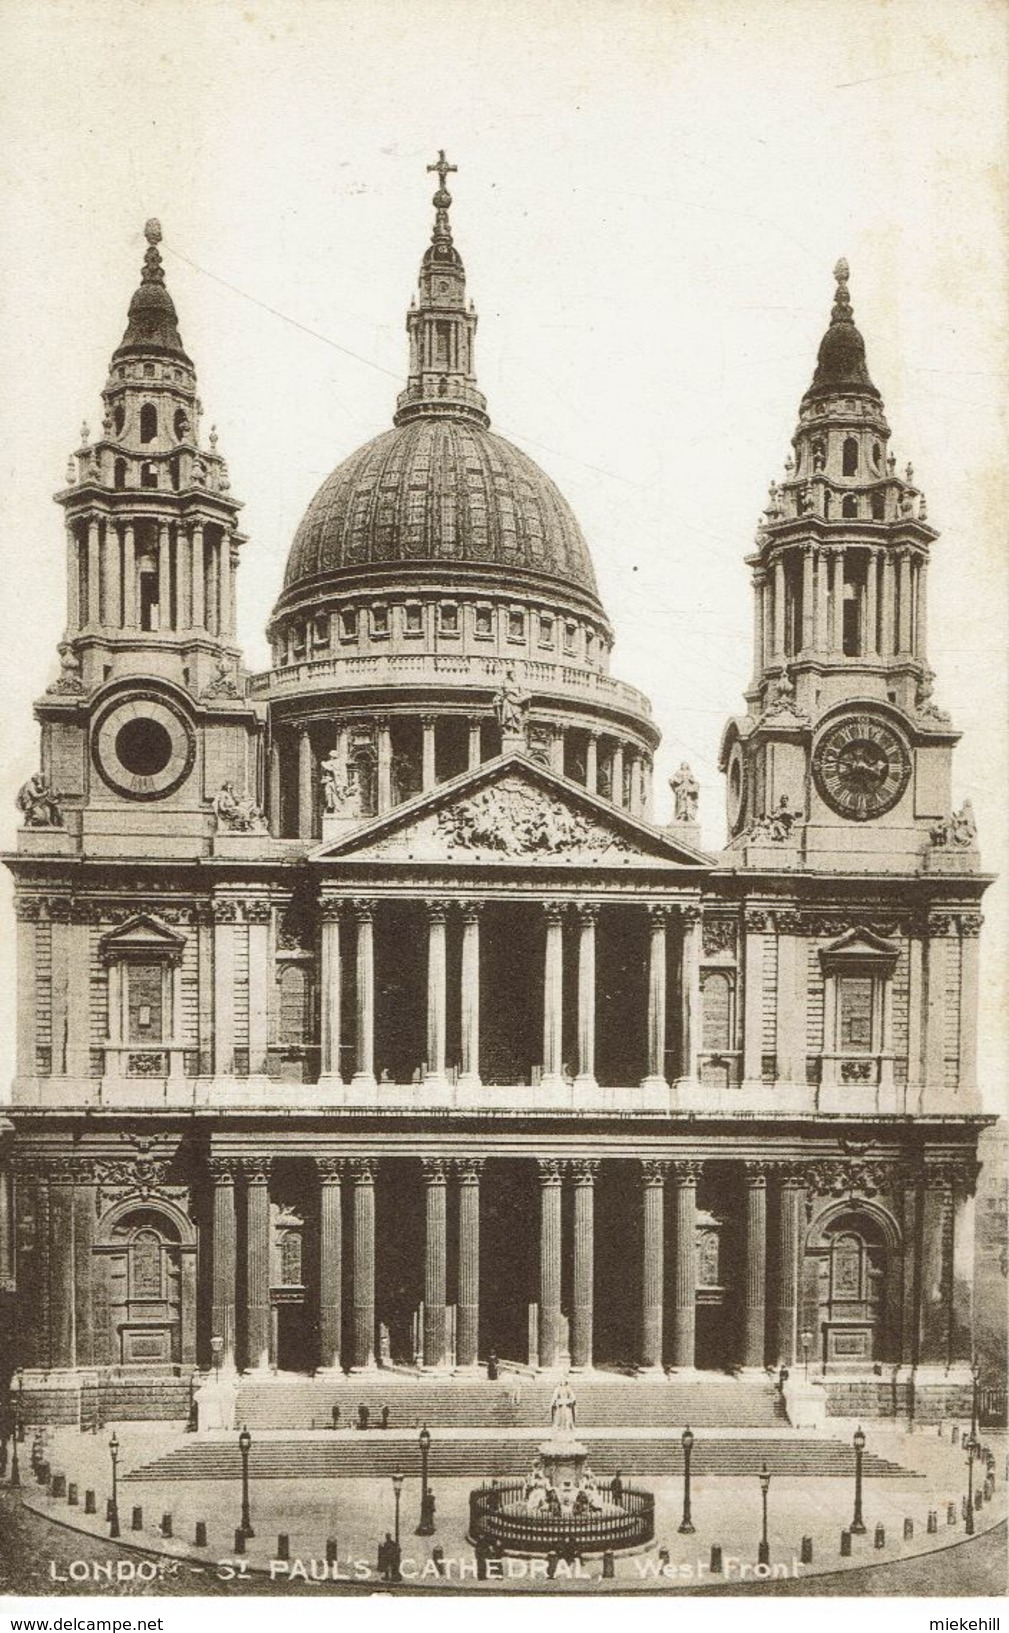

{"left": 98, "top": 913, "right": 186, "bottom": 964}
{"left": 313, "top": 758, "right": 710, "bottom": 869}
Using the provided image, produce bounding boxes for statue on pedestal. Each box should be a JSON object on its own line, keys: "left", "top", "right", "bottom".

{"left": 213, "top": 781, "right": 264, "bottom": 832}
{"left": 669, "top": 761, "right": 699, "bottom": 823}
{"left": 549, "top": 1377, "right": 577, "bottom": 1435}
{"left": 16, "top": 772, "right": 62, "bottom": 827}
{"left": 493, "top": 665, "right": 531, "bottom": 746}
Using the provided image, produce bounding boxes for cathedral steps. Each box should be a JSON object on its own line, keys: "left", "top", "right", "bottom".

{"left": 125, "top": 1434, "right": 917, "bottom": 1483}
{"left": 234, "top": 1376, "right": 785, "bottom": 1432}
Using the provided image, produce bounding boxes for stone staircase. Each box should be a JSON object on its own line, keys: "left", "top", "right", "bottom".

{"left": 234, "top": 1376, "right": 785, "bottom": 1432}
{"left": 126, "top": 1434, "right": 918, "bottom": 1483}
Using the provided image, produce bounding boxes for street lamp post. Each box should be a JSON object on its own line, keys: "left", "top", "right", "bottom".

{"left": 416, "top": 1425, "right": 435, "bottom": 1535}
{"left": 851, "top": 1426, "right": 866, "bottom": 1535}
{"left": 238, "top": 1425, "right": 254, "bottom": 1539}
{"left": 108, "top": 1432, "right": 120, "bottom": 1539}
{"left": 965, "top": 1435, "right": 976, "bottom": 1537}
{"left": 679, "top": 1427, "right": 695, "bottom": 1535}
{"left": 970, "top": 1361, "right": 981, "bottom": 1446}
{"left": 801, "top": 1329, "right": 812, "bottom": 1382}
{"left": 391, "top": 1472, "right": 404, "bottom": 1582}
{"left": 758, "top": 1463, "right": 771, "bottom": 1567}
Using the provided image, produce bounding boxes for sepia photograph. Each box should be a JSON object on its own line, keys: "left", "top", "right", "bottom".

{"left": 0, "top": 0, "right": 1005, "bottom": 1621}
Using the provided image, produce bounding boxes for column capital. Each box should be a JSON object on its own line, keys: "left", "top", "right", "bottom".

{"left": 421, "top": 713, "right": 438, "bottom": 729}
{"left": 208, "top": 1155, "right": 241, "bottom": 1184}
{"left": 570, "top": 1158, "right": 600, "bottom": 1186}
{"left": 320, "top": 897, "right": 344, "bottom": 923}
{"left": 316, "top": 1156, "right": 346, "bottom": 1183}
{"left": 647, "top": 903, "right": 670, "bottom": 927}
{"left": 925, "top": 1159, "right": 979, "bottom": 1196}
{"left": 347, "top": 1156, "right": 378, "bottom": 1184}
{"left": 543, "top": 902, "right": 566, "bottom": 927}
{"left": 641, "top": 1157, "right": 670, "bottom": 1187}
{"left": 421, "top": 1156, "right": 450, "bottom": 1186}
{"left": 743, "top": 1159, "right": 772, "bottom": 1188}
{"left": 425, "top": 899, "right": 451, "bottom": 923}
{"left": 352, "top": 898, "right": 375, "bottom": 925}
{"left": 745, "top": 908, "right": 774, "bottom": 934}
{"left": 455, "top": 1156, "right": 486, "bottom": 1184}
{"left": 669, "top": 1159, "right": 703, "bottom": 1186}
{"left": 576, "top": 902, "right": 599, "bottom": 926}
{"left": 240, "top": 1157, "right": 272, "bottom": 1186}
{"left": 680, "top": 904, "right": 702, "bottom": 928}
{"left": 460, "top": 899, "right": 484, "bottom": 923}
{"left": 775, "top": 1163, "right": 810, "bottom": 1193}
{"left": 537, "top": 1157, "right": 565, "bottom": 1187}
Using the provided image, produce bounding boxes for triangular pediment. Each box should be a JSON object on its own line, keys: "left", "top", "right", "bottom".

{"left": 98, "top": 913, "right": 186, "bottom": 961}
{"left": 312, "top": 754, "right": 713, "bottom": 870}
{"left": 819, "top": 926, "right": 901, "bottom": 971}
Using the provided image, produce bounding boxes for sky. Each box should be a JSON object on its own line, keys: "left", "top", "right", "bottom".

{"left": 0, "top": 0, "right": 1005, "bottom": 1100}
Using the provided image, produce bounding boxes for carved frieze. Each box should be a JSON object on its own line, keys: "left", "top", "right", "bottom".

{"left": 702, "top": 917, "right": 737, "bottom": 957}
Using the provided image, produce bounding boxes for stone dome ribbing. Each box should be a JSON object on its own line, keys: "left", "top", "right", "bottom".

{"left": 283, "top": 418, "right": 602, "bottom": 602}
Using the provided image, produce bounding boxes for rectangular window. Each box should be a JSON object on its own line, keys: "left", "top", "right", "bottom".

{"left": 313, "top": 614, "right": 330, "bottom": 649}
{"left": 507, "top": 608, "right": 526, "bottom": 641}
{"left": 839, "top": 976, "right": 873, "bottom": 1049}
{"left": 128, "top": 963, "right": 163, "bottom": 1043}
{"left": 538, "top": 613, "right": 555, "bottom": 647}
{"left": 339, "top": 607, "right": 358, "bottom": 641}
{"left": 563, "top": 621, "right": 577, "bottom": 655}
{"left": 404, "top": 603, "right": 423, "bottom": 635}
{"left": 701, "top": 972, "right": 733, "bottom": 1051}
{"left": 439, "top": 602, "right": 460, "bottom": 635}
{"left": 474, "top": 604, "right": 493, "bottom": 638}
{"left": 371, "top": 603, "right": 390, "bottom": 637}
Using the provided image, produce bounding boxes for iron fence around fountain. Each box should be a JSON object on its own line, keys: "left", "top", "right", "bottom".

{"left": 469, "top": 1479, "right": 655, "bottom": 1555}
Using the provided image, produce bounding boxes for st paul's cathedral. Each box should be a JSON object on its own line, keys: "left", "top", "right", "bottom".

{"left": 0, "top": 158, "right": 991, "bottom": 1429}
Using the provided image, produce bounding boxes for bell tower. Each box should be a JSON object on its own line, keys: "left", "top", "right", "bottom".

{"left": 719, "top": 261, "right": 975, "bottom": 874}
{"left": 29, "top": 221, "right": 264, "bottom": 857}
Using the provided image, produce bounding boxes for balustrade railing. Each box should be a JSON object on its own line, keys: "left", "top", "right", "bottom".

{"left": 468, "top": 1479, "right": 654, "bottom": 1554}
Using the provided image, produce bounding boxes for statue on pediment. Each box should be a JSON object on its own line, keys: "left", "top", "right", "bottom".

{"left": 493, "top": 664, "right": 530, "bottom": 742}
{"left": 669, "top": 761, "right": 699, "bottom": 823}
{"left": 213, "top": 781, "right": 265, "bottom": 832}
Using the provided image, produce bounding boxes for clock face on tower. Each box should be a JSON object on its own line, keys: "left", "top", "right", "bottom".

{"left": 92, "top": 694, "right": 196, "bottom": 800}
{"left": 812, "top": 713, "right": 911, "bottom": 821}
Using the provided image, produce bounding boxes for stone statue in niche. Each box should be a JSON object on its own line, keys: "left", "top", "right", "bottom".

{"left": 321, "top": 754, "right": 357, "bottom": 817}
{"left": 213, "top": 780, "right": 265, "bottom": 832}
{"left": 493, "top": 664, "right": 531, "bottom": 742}
{"left": 17, "top": 772, "right": 62, "bottom": 827}
{"left": 669, "top": 761, "right": 699, "bottom": 823}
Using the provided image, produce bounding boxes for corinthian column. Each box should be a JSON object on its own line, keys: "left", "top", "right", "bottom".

{"left": 898, "top": 549, "right": 913, "bottom": 654}
{"left": 575, "top": 905, "right": 597, "bottom": 1088}
{"left": 425, "top": 901, "right": 448, "bottom": 1085}
{"left": 644, "top": 906, "right": 668, "bottom": 1087}
{"left": 209, "top": 1157, "right": 239, "bottom": 1372}
{"left": 317, "top": 1157, "right": 344, "bottom": 1374}
{"left": 320, "top": 900, "right": 342, "bottom": 1082}
{"left": 352, "top": 901, "right": 376, "bottom": 1091}
{"left": 570, "top": 1160, "right": 598, "bottom": 1372}
{"left": 422, "top": 1158, "right": 449, "bottom": 1370}
{"left": 541, "top": 905, "right": 564, "bottom": 1085}
{"left": 459, "top": 903, "right": 481, "bottom": 1087}
{"left": 775, "top": 1168, "right": 806, "bottom": 1368}
{"left": 538, "top": 1159, "right": 563, "bottom": 1370}
{"left": 298, "top": 728, "right": 314, "bottom": 841}
{"left": 743, "top": 1162, "right": 769, "bottom": 1371}
{"left": 679, "top": 906, "right": 702, "bottom": 1081}
{"left": 243, "top": 1159, "right": 271, "bottom": 1373}
{"left": 670, "top": 1160, "right": 701, "bottom": 1371}
{"left": 455, "top": 1158, "right": 483, "bottom": 1372}
{"left": 349, "top": 1157, "right": 377, "bottom": 1371}
{"left": 190, "top": 522, "right": 204, "bottom": 629}
{"left": 640, "top": 1159, "right": 668, "bottom": 1374}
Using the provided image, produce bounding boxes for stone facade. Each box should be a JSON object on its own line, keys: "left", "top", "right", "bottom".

{"left": 0, "top": 178, "right": 990, "bottom": 1420}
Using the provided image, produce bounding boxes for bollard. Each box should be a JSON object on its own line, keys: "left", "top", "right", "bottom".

{"left": 51, "top": 1474, "right": 66, "bottom": 1499}
{"left": 927, "top": 1510, "right": 938, "bottom": 1534}
{"left": 710, "top": 1544, "right": 723, "bottom": 1574}
{"left": 840, "top": 1530, "right": 852, "bottom": 1557}
{"left": 602, "top": 1550, "right": 615, "bottom": 1579}
{"left": 903, "top": 1517, "right": 914, "bottom": 1541}
{"left": 132, "top": 1505, "right": 143, "bottom": 1531}
{"left": 84, "top": 1490, "right": 96, "bottom": 1515}
{"left": 67, "top": 1483, "right": 78, "bottom": 1506}
{"left": 195, "top": 1521, "right": 207, "bottom": 1547}
{"left": 234, "top": 1528, "right": 246, "bottom": 1554}
{"left": 326, "top": 1539, "right": 338, "bottom": 1566}
{"left": 39, "top": 1462, "right": 50, "bottom": 1486}
{"left": 277, "top": 1534, "right": 290, "bottom": 1560}
{"left": 975, "top": 1489, "right": 983, "bottom": 1511}
{"left": 947, "top": 1502, "right": 957, "bottom": 1526}
{"left": 800, "top": 1536, "right": 813, "bottom": 1565}
{"left": 874, "top": 1524, "right": 885, "bottom": 1550}
{"left": 161, "top": 1513, "right": 173, "bottom": 1538}
{"left": 951, "top": 1424, "right": 959, "bottom": 1445}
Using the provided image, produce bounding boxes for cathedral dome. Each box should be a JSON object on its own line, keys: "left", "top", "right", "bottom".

{"left": 283, "top": 418, "right": 601, "bottom": 602}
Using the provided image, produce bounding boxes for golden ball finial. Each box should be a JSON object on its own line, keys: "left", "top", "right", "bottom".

{"left": 834, "top": 257, "right": 849, "bottom": 284}
{"left": 144, "top": 218, "right": 163, "bottom": 246}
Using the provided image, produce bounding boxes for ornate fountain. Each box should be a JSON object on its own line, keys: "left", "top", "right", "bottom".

{"left": 468, "top": 1380, "right": 655, "bottom": 1558}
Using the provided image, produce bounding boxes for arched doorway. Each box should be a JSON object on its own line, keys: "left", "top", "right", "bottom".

{"left": 98, "top": 1204, "right": 194, "bottom": 1371}
{"left": 803, "top": 1203, "right": 899, "bottom": 1371}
